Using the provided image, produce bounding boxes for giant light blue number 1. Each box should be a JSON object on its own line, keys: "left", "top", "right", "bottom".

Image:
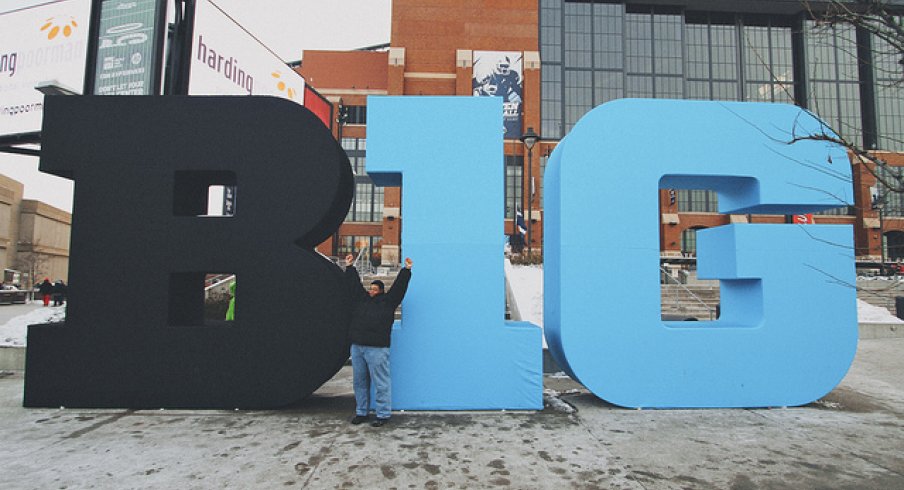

{"left": 545, "top": 99, "right": 858, "bottom": 408}
{"left": 367, "top": 96, "right": 543, "bottom": 410}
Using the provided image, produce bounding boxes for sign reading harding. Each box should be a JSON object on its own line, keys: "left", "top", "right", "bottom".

{"left": 189, "top": 0, "right": 304, "bottom": 104}
{"left": 0, "top": 0, "right": 90, "bottom": 137}
{"left": 472, "top": 51, "right": 523, "bottom": 139}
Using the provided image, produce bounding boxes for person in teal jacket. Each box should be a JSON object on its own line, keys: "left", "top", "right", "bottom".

{"left": 225, "top": 281, "right": 236, "bottom": 321}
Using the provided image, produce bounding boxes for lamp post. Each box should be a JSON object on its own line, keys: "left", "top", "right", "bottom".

{"left": 872, "top": 185, "right": 888, "bottom": 268}
{"left": 520, "top": 127, "right": 539, "bottom": 257}
{"left": 334, "top": 101, "right": 349, "bottom": 257}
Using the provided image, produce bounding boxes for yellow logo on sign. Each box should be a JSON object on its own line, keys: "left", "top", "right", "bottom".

{"left": 40, "top": 17, "right": 78, "bottom": 40}
{"left": 271, "top": 71, "right": 297, "bottom": 100}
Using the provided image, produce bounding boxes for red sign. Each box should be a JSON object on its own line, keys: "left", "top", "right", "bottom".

{"left": 792, "top": 214, "right": 814, "bottom": 224}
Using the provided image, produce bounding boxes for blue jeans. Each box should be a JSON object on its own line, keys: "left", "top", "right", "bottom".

{"left": 350, "top": 344, "right": 391, "bottom": 419}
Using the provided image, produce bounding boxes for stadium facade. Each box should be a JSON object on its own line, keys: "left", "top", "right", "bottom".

{"left": 300, "top": 0, "right": 904, "bottom": 266}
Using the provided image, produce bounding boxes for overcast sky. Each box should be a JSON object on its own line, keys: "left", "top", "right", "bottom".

{"left": 0, "top": 0, "right": 392, "bottom": 213}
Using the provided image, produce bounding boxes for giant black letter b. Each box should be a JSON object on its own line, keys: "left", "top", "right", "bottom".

{"left": 25, "top": 96, "right": 353, "bottom": 409}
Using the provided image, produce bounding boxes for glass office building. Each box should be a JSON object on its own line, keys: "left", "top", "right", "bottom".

{"left": 540, "top": 0, "right": 903, "bottom": 152}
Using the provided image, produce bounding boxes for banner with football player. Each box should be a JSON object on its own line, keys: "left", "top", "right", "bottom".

{"left": 473, "top": 51, "right": 522, "bottom": 139}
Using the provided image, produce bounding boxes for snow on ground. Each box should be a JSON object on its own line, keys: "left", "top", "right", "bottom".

{"left": 505, "top": 261, "right": 543, "bottom": 327}
{"left": 0, "top": 306, "right": 65, "bottom": 347}
{"left": 857, "top": 298, "right": 904, "bottom": 324}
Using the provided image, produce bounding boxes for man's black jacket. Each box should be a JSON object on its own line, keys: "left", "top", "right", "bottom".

{"left": 345, "top": 266, "right": 411, "bottom": 347}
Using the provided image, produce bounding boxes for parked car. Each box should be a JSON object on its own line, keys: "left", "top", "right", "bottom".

{"left": 0, "top": 284, "right": 27, "bottom": 304}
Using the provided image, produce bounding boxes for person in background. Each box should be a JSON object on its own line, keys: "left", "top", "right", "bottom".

{"left": 52, "top": 280, "right": 67, "bottom": 306}
{"left": 344, "top": 254, "right": 413, "bottom": 427}
{"left": 225, "top": 281, "right": 236, "bottom": 321}
{"left": 38, "top": 278, "right": 53, "bottom": 307}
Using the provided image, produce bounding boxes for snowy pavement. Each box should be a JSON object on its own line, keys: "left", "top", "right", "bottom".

{"left": 1, "top": 267, "right": 902, "bottom": 487}
{"left": 0, "top": 305, "right": 64, "bottom": 347}
{"left": 1, "top": 338, "right": 902, "bottom": 489}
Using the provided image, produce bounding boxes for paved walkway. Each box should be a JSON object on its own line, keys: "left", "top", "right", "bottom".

{"left": 0, "top": 302, "right": 41, "bottom": 326}
{"left": 1, "top": 338, "right": 902, "bottom": 489}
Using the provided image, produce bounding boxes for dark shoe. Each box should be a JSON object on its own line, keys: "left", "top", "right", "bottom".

{"left": 350, "top": 415, "right": 369, "bottom": 425}
{"left": 371, "top": 418, "right": 389, "bottom": 427}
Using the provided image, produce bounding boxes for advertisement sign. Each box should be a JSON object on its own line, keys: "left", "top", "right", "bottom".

{"left": 0, "top": 0, "right": 91, "bottom": 137}
{"left": 89, "top": 0, "right": 166, "bottom": 95}
{"left": 188, "top": 0, "right": 304, "bottom": 104}
{"left": 472, "top": 51, "right": 522, "bottom": 139}
{"left": 303, "top": 84, "right": 332, "bottom": 129}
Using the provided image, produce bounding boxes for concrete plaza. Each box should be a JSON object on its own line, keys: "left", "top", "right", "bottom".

{"left": 1, "top": 338, "right": 902, "bottom": 489}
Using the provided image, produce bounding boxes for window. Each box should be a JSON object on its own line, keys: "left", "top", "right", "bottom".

{"left": 876, "top": 166, "right": 904, "bottom": 217}
{"left": 541, "top": 64, "right": 563, "bottom": 139}
{"left": 873, "top": 17, "right": 904, "bottom": 151}
{"left": 346, "top": 182, "right": 384, "bottom": 222}
{"left": 677, "top": 189, "right": 718, "bottom": 212}
{"left": 742, "top": 21, "right": 794, "bottom": 103}
{"left": 342, "top": 138, "right": 383, "bottom": 222}
{"left": 337, "top": 235, "right": 383, "bottom": 264}
{"left": 540, "top": 2, "right": 800, "bottom": 141}
{"left": 345, "top": 105, "right": 366, "bottom": 124}
{"left": 681, "top": 227, "right": 702, "bottom": 255}
{"left": 815, "top": 206, "right": 853, "bottom": 216}
{"left": 686, "top": 17, "right": 739, "bottom": 101}
{"left": 805, "top": 21, "right": 862, "bottom": 146}
{"left": 626, "top": 9, "right": 684, "bottom": 99}
{"left": 885, "top": 231, "right": 904, "bottom": 261}
{"left": 342, "top": 138, "right": 366, "bottom": 175}
{"left": 505, "top": 155, "right": 524, "bottom": 219}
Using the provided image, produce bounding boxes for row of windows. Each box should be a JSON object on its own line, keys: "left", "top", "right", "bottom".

{"left": 336, "top": 235, "right": 382, "bottom": 260}
{"left": 346, "top": 182, "right": 384, "bottom": 223}
{"left": 673, "top": 188, "right": 852, "bottom": 216}
{"left": 543, "top": 4, "right": 798, "bottom": 136}
{"left": 341, "top": 138, "right": 384, "bottom": 223}
{"left": 341, "top": 139, "right": 530, "bottom": 224}
{"left": 341, "top": 137, "right": 368, "bottom": 175}
{"left": 540, "top": 2, "right": 904, "bottom": 152}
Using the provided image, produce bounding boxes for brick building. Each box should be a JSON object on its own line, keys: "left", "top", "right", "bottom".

{"left": 299, "top": 0, "right": 904, "bottom": 265}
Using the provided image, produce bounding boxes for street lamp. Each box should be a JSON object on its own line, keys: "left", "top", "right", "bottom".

{"left": 333, "top": 100, "right": 349, "bottom": 257}
{"left": 872, "top": 184, "right": 887, "bottom": 266}
{"left": 520, "top": 127, "right": 539, "bottom": 257}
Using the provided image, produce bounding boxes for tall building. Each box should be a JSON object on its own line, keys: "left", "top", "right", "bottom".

{"left": 0, "top": 173, "right": 70, "bottom": 285}
{"left": 300, "top": 0, "right": 904, "bottom": 264}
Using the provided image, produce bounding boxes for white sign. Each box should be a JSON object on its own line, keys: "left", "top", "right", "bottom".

{"left": 188, "top": 0, "right": 304, "bottom": 104}
{"left": 0, "top": 0, "right": 91, "bottom": 137}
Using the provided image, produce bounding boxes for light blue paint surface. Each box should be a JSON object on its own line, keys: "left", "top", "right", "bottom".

{"left": 544, "top": 99, "right": 857, "bottom": 408}
{"left": 367, "top": 96, "right": 543, "bottom": 410}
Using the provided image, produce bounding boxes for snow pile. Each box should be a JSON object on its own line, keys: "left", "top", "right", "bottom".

{"left": 0, "top": 306, "right": 65, "bottom": 347}
{"left": 856, "top": 299, "right": 904, "bottom": 324}
{"left": 505, "top": 262, "right": 543, "bottom": 327}
{"left": 542, "top": 389, "right": 576, "bottom": 414}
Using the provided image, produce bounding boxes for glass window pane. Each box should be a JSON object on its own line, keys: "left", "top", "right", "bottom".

{"left": 505, "top": 156, "right": 524, "bottom": 219}
{"left": 873, "top": 18, "right": 904, "bottom": 151}
{"left": 594, "top": 70, "right": 624, "bottom": 105}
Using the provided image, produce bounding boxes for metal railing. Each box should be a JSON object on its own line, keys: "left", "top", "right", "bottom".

{"left": 660, "top": 266, "right": 717, "bottom": 320}
{"left": 353, "top": 247, "right": 376, "bottom": 276}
